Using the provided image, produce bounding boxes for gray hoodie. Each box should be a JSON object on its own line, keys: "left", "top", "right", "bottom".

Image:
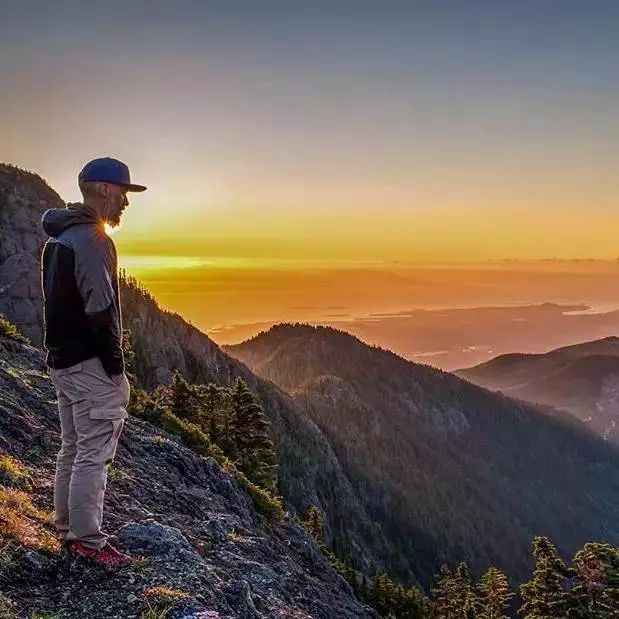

{"left": 40, "top": 203, "right": 124, "bottom": 375}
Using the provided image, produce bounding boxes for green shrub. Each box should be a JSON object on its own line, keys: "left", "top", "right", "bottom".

{"left": 0, "top": 316, "right": 28, "bottom": 345}
{"left": 231, "top": 467, "right": 284, "bottom": 522}
{"left": 0, "top": 455, "right": 32, "bottom": 490}
{"left": 133, "top": 398, "right": 283, "bottom": 521}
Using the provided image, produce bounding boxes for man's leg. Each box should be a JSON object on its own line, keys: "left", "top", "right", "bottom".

{"left": 68, "top": 407, "right": 125, "bottom": 549}
{"left": 52, "top": 358, "right": 129, "bottom": 550}
{"left": 52, "top": 388, "right": 77, "bottom": 541}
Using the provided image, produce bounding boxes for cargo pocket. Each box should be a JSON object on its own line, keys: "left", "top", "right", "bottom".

{"left": 89, "top": 388, "right": 128, "bottom": 421}
{"left": 88, "top": 373, "right": 130, "bottom": 421}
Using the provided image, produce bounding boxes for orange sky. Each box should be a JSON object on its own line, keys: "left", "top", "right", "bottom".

{"left": 113, "top": 202, "right": 619, "bottom": 268}
{"left": 113, "top": 251, "right": 619, "bottom": 344}
{"left": 3, "top": 2, "right": 619, "bottom": 344}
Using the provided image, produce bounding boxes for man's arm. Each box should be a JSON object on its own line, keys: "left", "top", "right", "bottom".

{"left": 74, "top": 239, "right": 124, "bottom": 377}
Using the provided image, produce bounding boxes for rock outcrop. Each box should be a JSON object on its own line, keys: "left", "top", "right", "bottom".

{"left": 0, "top": 333, "right": 376, "bottom": 618}
{"left": 0, "top": 164, "right": 60, "bottom": 345}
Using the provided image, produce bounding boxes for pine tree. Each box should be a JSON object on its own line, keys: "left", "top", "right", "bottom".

{"left": 432, "top": 563, "right": 477, "bottom": 619}
{"left": 304, "top": 505, "right": 325, "bottom": 547}
{"left": 402, "top": 584, "right": 435, "bottom": 619}
{"left": 228, "top": 377, "right": 278, "bottom": 490}
{"left": 359, "top": 574, "right": 369, "bottom": 601}
{"left": 342, "top": 557, "right": 357, "bottom": 594}
{"left": 567, "top": 542, "right": 619, "bottom": 618}
{"left": 519, "top": 536, "right": 571, "bottom": 618}
{"left": 121, "top": 328, "right": 137, "bottom": 387}
{"left": 455, "top": 563, "right": 478, "bottom": 619}
{"left": 195, "top": 383, "right": 225, "bottom": 443}
{"left": 216, "top": 387, "right": 236, "bottom": 457}
{"left": 432, "top": 565, "right": 460, "bottom": 619}
{"left": 121, "top": 328, "right": 152, "bottom": 417}
{"left": 393, "top": 582, "right": 406, "bottom": 616}
{"left": 478, "top": 567, "right": 513, "bottom": 619}
{"left": 379, "top": 572, "right": 398, "bottom": 616}
{"left": 168, "top": 370, "right": 201, "bottom": 422}
{"left": 372, "top": 571, "right": 385, "bottom": 614}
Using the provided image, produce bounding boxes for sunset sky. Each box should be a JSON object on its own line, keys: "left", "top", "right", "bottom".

{"left": 2, "top": 1, "right": 619, "bottom": 343}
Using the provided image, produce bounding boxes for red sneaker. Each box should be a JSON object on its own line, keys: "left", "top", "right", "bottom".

{"left": 67, "top": 541, "right": 132, "bottom": 569}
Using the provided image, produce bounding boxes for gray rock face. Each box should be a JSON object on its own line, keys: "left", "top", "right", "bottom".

{"left": 0, "top": 165, "right": 58, "bottom": 345}
{"left": 0, "top": 334, "right": 377, "bottom": 618}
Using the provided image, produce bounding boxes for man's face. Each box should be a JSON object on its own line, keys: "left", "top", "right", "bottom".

{"left": 101, "top": 183, "right": 129, "bottom": 227}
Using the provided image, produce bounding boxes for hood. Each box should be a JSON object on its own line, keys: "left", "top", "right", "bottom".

{"left": 41, "top": 203, "right": 100, "bottom": 238}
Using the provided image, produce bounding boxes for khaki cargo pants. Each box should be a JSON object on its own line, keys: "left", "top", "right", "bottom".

{"left": 49, "top": 356, "right": 130, "bottom": 549}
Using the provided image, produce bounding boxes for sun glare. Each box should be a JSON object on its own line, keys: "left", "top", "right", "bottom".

{"left": 105, "top": 223, "right": 120, "bottom": 236}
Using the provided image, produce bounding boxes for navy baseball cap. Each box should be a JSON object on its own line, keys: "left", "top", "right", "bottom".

{"left": 78, "top": 157, "right": 147, "bottom": 192}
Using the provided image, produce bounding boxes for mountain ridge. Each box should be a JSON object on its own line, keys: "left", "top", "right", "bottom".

{"left": 456, "top": 335, "right": 619, "bottom": 442}
{"left": 225, "top": 322, "right": 619, "bottom": 585}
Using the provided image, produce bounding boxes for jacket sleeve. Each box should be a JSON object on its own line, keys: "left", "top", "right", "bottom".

{"left": 73, "top": 239, "right": 124, "bottom": 376}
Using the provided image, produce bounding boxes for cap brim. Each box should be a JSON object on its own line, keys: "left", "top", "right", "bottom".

{"left": 124, "top": 183, "right": 147, "bottom": 192}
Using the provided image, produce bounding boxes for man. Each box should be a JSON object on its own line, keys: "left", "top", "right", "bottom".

{"left": 40, "top": 157, "right": 146, "bottom": 569}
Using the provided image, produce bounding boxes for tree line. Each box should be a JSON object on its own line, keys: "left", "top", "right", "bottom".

{"left": 302, "top": 506, "right": 618, "bottom": 618}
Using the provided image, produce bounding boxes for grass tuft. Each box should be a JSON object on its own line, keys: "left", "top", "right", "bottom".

{"left": 143, "top": 585, "right": 190, "bottom": 603}
{"left": 0, "top": 455, "right": 32, "bottom": 490}
{"left": 139, "top": 608, "right": 171, "bottom": 619}
{"left": 141, "top": 585, "right": 190, "bottom": 618}
{"left": 131, "top": 555, "right": 150, "bottom": 572}
{"left": 0, "top": 488, "right": 59, "bottom": 554}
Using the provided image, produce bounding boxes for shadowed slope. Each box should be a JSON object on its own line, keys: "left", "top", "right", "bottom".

{"left": 226, "top": 323, "right": 619, "bottom": 586}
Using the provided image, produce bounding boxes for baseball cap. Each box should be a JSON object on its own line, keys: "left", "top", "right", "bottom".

{"left": 78, "top": 157, "right": 147, "bottom": 192}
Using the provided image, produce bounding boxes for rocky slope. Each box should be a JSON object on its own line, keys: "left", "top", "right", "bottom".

{"left": 0, "top": 163, "right": 387, "bottom": 578}
{"left": 225, "top": 323, "right": 619, "bottom": 586}
{"left": 0, "top": 164, "right": 59, "bottom": 345}
{"left": 455, "top": 335, "right": 619, "bottom": 443}
{"left": 0, "top": 332, "right": 377, "bottom": 618}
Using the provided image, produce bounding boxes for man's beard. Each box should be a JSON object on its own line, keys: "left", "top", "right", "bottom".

{"left": 107, "top": 213, "right": 122, "bottom": 228}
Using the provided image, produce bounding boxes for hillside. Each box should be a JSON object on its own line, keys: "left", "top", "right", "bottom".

{"left": 225, "top": 323, "right": 619, "bottom": 586}
{"left": 0, "top": 163, "right": 389, "bottom": 581}
{"left": 0, "top": 332, "right": 376, "bottom": 618}
{"left": 455, "top": 336, "right": 619, "bottom": 442}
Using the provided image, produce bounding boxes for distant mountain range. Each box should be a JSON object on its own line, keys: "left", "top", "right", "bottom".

{"left": 1, "top": 162, "right": 618, "bottom": 592}
{"left": 455, "top": 336, "right": 619, "bottom": 443}
{"left": 225, "top": 323, "right": 619, "bottom": 585}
